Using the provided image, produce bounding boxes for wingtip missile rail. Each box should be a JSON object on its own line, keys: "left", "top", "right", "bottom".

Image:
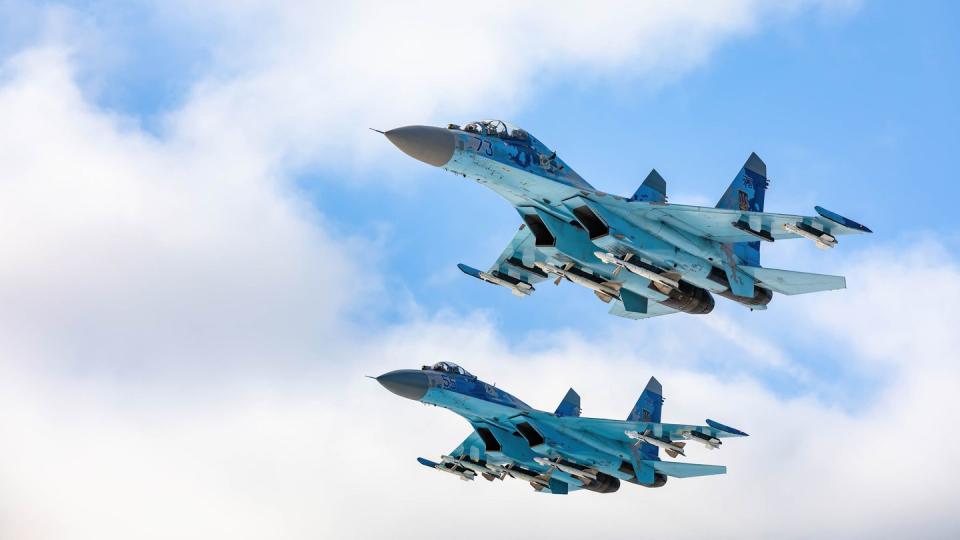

{"left": 457, "top": 263, "right": 534, "bottom": 297}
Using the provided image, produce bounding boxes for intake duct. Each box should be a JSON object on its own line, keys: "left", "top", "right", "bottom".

{"left": 475, "top": 427, "right": 501, "bottom": 452}
{"left": 515, "top": 421, "right": 545, "bottom": 447}
{"left": 571, "top": 205, "right": 609, "bottom": 240}
{"left": 522, "top": 215, "right": 555, "bottom": 247}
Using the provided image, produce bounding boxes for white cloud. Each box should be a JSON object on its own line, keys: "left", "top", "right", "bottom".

{"left": 2, "top": 245, "right": 959, "bottom": 539}
{"left": 0, "top": 47, "right": 372, "bottom": 374}
{"left": 149, "top": 0, "right": 854, "bottom": 172}
{"left": 6, "top": 2, "right": 957, "bottom": 539}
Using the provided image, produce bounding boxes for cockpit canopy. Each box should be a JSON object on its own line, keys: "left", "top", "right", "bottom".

{"left": 462, "top": 119, "right": 530, "bottom": 142}
{"left": 422, "top": 361, "right": 475, "bottom": 378}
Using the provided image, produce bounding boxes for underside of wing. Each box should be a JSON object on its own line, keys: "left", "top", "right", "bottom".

{"left": 457, "top": 224, "right": 551, "bottom": 295}
{"left": 450, "top": 431, "right": 490, "bottom": 462}
{"left": 457, "top": 225, "right": 549, "bottom": 296}
{"left": 564, "top": 417, "right": 748, "bottom": 442}
{"left": 488, "top": 225, "right": 549, "bottom": 284}
{"left": 643, "top": 204, "right": 871, "bottom": 245}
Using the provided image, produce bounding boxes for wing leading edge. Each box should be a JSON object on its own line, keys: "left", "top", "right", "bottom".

{"left": 562, "top": 416, "right": 749, "bottom": 443}
{"left": 641, "top": 204, "right": 871, "bottom": 245}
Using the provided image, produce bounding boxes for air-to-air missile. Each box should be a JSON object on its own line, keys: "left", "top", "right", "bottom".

{"left": 625, "top": 430, "right": 688, "bottom": 458}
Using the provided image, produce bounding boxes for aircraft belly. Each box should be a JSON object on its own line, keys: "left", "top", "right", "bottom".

{"left": 520, "top": 419, "right": 630, "bottom": 482}
{"left": 585, "top": 213, "right": 713, "bottom": 280}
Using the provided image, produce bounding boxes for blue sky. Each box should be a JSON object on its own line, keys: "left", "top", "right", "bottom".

{"left": 1, "top": 1, "right": 959, "bottom": 538}
{"left": 298, "top": 0, "right": 957, "bottom": 405}
{"left": 313, "top": 0, "right": 957, "bottom": 329}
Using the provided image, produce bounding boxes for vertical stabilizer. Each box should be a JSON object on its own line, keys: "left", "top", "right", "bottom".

{"left": 554, "top": 388, "right": 581, "bottom": 417}
{"left": 631, "top": 169, "right": 667, "bottom": 203}
{"left": 627, "top": 376, "right": 663, "bottom": 423}
{"left": 716, "top": 153, "right": 767, "bottom": 212}
{"left": 717, "top": 153, "right": 768, "bottom": 267}
{"left": 628, "top": 377, "right": 664, "bottom": 460}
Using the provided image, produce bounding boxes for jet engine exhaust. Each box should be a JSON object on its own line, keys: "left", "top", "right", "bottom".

{"left": 654, "top": 280, "right": 714, "bottom": 315}
{"left": 579, "top": 472, "right": 621, "bottom": 494}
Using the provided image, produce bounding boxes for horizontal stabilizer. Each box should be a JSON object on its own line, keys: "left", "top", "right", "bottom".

{"left": 648, "top": 460, "right": 726, "bottom": 478}
{"left": 740, "top": 266, "right": 845, "bottom": 295}
{"left": 554, "top": 388, "right": 582, "bottom": 417}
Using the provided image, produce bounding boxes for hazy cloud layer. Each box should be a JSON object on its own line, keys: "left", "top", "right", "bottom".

{"left": 2, "top": 245, "right": 958, "bottom": 539}
{"left": 3, "top": 1, "right": 957, "bottom": 539}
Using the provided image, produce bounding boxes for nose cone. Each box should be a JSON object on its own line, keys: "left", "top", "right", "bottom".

{"left": 385, "top": 125, "right": 455, "bottom": 167}
{"left": 376, "top": 370, "right": 429, "bottom": 401}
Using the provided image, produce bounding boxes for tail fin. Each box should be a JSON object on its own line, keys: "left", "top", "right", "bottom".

{"left": 628, "top": 377, "right": 664, "bottom": 460}
{"left": 554, "top": 388, "right": 581, "bottom": 417}
{"left": 631, "top": 169, "right": 667, "bottom": 203}
{"left": 717, "top": 153, "right": 769, "bottom": 267}
{"left": 717, "top": 152, "right": 767, "bottom": 212}
{"left": 627, "top": 376, "right": 663, "bottom": 423}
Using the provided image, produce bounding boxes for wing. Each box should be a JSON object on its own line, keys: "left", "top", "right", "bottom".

{"left": 642, "top": 204, "right": 871, "bottom": 244}
{"left": 488, "top": 225, "right": 549, "bottom": 284}
{"left": 458, "top": 225, "right": 549, "bottom": 295}
{"left": 416, "top": 430, "right": 498, "bottom": 481}
{"left": 562, "top": 416, "right": 749, "bottom": 442}
{"left": 449, "top": 431, "right": 489, "bottom": 462}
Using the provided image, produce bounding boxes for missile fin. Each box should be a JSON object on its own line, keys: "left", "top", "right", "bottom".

{"left": 594, "top": 290, "right": 614, "bottom": 303}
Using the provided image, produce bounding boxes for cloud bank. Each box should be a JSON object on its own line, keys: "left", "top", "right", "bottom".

{"left": 3, "top": 1, "right": 958, "bottom": 539}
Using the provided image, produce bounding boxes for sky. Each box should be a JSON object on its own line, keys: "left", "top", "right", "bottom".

{"left": 0, "top": 1, "right": 958, "bottom": 538}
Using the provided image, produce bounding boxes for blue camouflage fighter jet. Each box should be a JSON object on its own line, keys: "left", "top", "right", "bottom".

{"left": 382, "top": 120, "right": 872, "bottom": 319}
{"left": 375, "top": 362, "right": 747, "bottom": 494}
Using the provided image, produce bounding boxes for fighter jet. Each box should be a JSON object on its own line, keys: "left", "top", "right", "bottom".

{"left": 375, "top": 362, "right": 747, "bottom": 494}
{"left": 382, "top": 120, "right": 872, "bottom": 319}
